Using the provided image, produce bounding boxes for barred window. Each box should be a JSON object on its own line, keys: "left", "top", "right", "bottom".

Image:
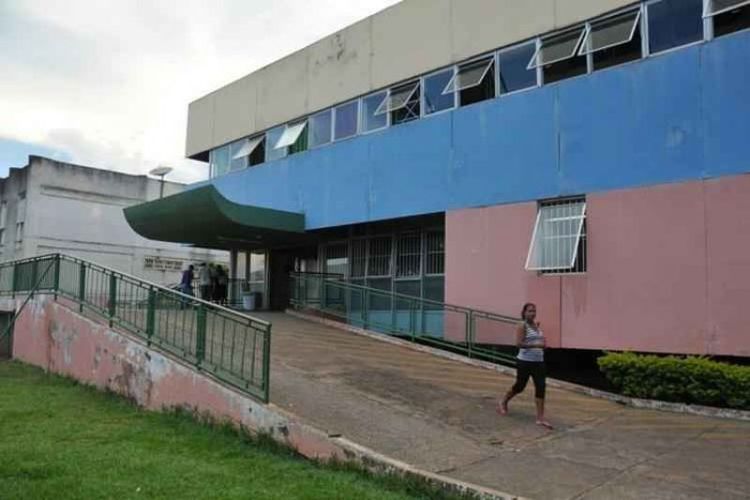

{"left": 350, "top": 239, "right": 366, "bottom": 278}
{"left": 368, "top": 236, "right": 392, "bottom": 277}
{"left": 526, "top": 198, "right": 587, "bottom": 274}
{"left": 396, "top": 233, "right": 421, "bottom": 278}
{"left": 325, "top": 243, "right": 349, "bottom": 276}
{"left": 424, "top": 231, "right": 445, "bottom": 275}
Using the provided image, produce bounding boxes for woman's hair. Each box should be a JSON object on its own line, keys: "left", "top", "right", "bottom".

{"left": 521, "top": 302, "right": 536, "bottom": 319}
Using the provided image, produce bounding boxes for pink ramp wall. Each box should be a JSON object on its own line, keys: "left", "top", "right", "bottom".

{"left": 446, "top": 174, "right": 750, "bottom": 357}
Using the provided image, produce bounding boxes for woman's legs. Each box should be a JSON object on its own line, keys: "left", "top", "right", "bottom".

{"left": 498, "top": 361, "right": 530, "bottom": 415}
{"left": 530, "top": 364, "right": 553, "bottom": 429}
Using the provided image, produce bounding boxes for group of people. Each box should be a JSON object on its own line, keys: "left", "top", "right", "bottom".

{"left": 180, "top": 263, "right": 230, "bottom": 305}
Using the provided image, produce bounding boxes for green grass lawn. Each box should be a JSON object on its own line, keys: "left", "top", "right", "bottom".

{"left": 0, "top": 361, "right": 457, "bottom": 500}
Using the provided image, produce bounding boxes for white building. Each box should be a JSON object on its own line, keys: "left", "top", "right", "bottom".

{"left": 0, "top": 156, "right": 225, "bottom": 284}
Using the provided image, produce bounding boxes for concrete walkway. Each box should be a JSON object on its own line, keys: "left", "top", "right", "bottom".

{"left": 257, "top": 312, "right": 750, "bottom": 500}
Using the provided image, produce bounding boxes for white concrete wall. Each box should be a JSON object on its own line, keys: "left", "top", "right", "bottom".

{"left": 186, "top": 0, "right": 635, "bottom": 157}
{"left": 0, "top": 156, "right": 227, "bottom": 285}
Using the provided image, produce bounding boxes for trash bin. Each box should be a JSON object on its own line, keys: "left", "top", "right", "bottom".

{"left": 242, "top": 293, "right": 255, "bottom": 311}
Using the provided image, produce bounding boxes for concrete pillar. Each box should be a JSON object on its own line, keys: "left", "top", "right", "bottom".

{"left": 244, "top": 251, "right": 251, "bottom": 281}
{"left": 229, "top": 249, "right": 238, "bottom": 305}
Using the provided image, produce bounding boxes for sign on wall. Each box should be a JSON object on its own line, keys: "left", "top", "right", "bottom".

{"left": 143, "top": 256, "right": 184, "bottom": 272}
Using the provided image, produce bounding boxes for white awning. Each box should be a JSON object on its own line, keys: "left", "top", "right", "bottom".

{"left": 232, "top": 136, "right": 264, "bottom": 160}
{"left": 274, "top": 121, "right": 307, "bottom": 149}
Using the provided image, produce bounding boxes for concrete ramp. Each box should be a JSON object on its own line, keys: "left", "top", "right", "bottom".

{"left": 262, "top": 312, "right": 750, "bottom": 500}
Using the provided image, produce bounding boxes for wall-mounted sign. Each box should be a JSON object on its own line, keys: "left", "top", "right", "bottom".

{"left": 144, "top": 256, "right": 184, "bottom": 272}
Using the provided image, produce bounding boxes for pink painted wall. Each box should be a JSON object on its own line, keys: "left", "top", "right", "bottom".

{"left": 446, "top": 174, "right": 750, "bottom": 357}
{"left": 10, "top": 296, "right": 346, "bottom": 462}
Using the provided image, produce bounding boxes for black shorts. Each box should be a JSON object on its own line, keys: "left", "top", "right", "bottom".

{"left": 512, "top": 360, "right": 546, "bottom": 399}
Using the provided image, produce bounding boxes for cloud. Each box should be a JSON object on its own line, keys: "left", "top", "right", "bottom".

{"left": 0, "top": 0, "right": 400, "bottom": 183}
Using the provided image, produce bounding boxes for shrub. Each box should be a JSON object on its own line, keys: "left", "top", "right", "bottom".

{"left": 598, "top": 352, "right": 750, "bottom": 410}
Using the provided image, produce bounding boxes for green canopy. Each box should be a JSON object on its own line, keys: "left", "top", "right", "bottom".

{"left": 124, "top": 185, "right": 307, "bottom": 250}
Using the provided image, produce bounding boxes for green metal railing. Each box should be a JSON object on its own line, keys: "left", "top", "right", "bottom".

{"left": 0, "top": 254, "right": 272, "bottom": 402}
{"left": 290, "top": 272, "right": 519, "bottom": 367}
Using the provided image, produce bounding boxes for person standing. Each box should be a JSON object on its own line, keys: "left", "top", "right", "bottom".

{"left": 180, "top": 265, "right": 194, "bottom": 296}
{"left": 217, "top": 266, "right": 229, "bottom": 306}
{"left": 198, "top": 263, "right": 211, "bottom": 301}
{"left": 497, "top": 303, "right": 553, "bottom": 430}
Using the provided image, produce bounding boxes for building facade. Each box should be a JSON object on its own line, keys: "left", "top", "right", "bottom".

{"left": 2, "top": 156, "right": 225, "bottom": 284}
{"left": 126, "top": 0, "right": 750, "bottom": 357}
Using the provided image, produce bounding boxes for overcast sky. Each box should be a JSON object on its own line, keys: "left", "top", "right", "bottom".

{"left": 0, "top": 0, "right": 400, "bottom": 182}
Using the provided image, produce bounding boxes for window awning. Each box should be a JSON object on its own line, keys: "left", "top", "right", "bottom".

{"left": 233, "top": 136, "right": 264, "bottom": 160}
{"left": 274, "top": 121, "right": 307, "bottom": 149}
{"left": 124, "top": 185, "right": 308, "bottom": 250}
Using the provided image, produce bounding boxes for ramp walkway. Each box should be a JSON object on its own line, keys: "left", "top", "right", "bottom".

{"left": 262, "top": 311, "right": 750, "bottom": 500}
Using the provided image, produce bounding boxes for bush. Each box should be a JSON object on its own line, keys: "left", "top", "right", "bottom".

{"left": 598, "top": 352, "right": 750, "bottom": 410}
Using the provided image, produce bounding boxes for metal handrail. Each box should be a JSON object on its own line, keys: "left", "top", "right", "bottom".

{"left": 0, "top": 258, "right": 56, "bottom": 341}
{"left": 289, "top": 272, "right": 520, "bottom": 366}
{"left": 0, "top": 254, "right": 272, "bottom": 402}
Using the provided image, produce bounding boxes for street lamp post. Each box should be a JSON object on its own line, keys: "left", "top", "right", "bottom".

{"left": 149, "top": 166, "right": 173, "bottom": 199}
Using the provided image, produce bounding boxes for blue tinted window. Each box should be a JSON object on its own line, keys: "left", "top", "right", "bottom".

{"left": 210, "top": 144, "right": 231, "bottom": 178}
{"left": 498, "top": 42, "right": 537, "bottom": 94}
{"left": 648, "top": 0, "right": 703, "bottom": 54}
{"left": 309, "top": 110, "right": 332, "bottom": 148}
{"left": 334, "top": 101, "right": 359, "bottom": 140}
{"left": 265, "top": 126, "right": 287, "bottom": 162}
{"left": 424, "top": 69, "right": 455, "bottom": 115}
{"left": 361, "top": 92, "right": 388, "bottom": 132}
{"left": 229, "top": 140, "right": 247, "bottom": 172}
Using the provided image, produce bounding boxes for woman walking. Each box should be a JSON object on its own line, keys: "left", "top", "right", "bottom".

{"left": 497, "top": 303, "right": 553, "bottom": 430}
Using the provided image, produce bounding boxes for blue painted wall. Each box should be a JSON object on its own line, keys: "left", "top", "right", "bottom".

{"left": 206, "top": 32, "right": 750, "bottom": 230}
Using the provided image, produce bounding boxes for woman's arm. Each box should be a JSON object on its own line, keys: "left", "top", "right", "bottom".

{"left": 515, "top": 324, "right": 525, "bottom": 348}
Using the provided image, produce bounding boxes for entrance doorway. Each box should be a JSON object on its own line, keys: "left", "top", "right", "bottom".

{"left": 268, "top": 247, "right": 317, "bottom": 310}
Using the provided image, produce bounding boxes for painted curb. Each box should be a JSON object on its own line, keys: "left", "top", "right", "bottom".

{"left": 286, "top": 308, "right": 750, "bottom": 422}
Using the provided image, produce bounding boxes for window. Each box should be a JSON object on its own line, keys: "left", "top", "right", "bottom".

{"left": 351, "top": 239, "right": 367, "bottom": 278}
{"left": 265, "top": 125, "right": 288, "bottom": 162}
{"left": 15, "top": 222, "right": 24, "bottom": 243}
{"left": 531, "top": 27, "right": 588, "bottom": 84}
{"left": 361, "top": 91, "right": 388, "bottom": 133}
{"left": 498, "top": 42, "right": 538, "bottom": 94}
{"left": 0, "top": 202, "right": 6, "bottom": 228}
{"left": 706, "top": 0, "right": 750, "bottom": 37}
{"left": 582, "top": 9, "right": 643, "bottom": 70}
{"left": 324, "top": 243, "right": 348, "bottom": 275}
{"left": 376, "top": 81, "right": 420, "bottom": 125}
{"left": 396, "top": 233, "right": 421, "bottom": 277}
{"left": 309, "top": 109, "right": 332, "bottom": 148}
{"left": 230, "top": 136, "right": 264, "bottom": 171}
{"left": 274, "top": 120, "right": 308, "bottom": 157}
{"left": 209, "top": 144, "right": 231, "bottom": 178}
{"left": 526, "top": 198, "right": 587, "bottom": 273}
{"left": 424, "top": 231, "right": 445, "bottom": 275}
{"left": 368, "top": 236, "right": 392, "bottom": 276}
{"left": 334, "top": 101, "right": 359, "bottom": 140}
{"left": 0, "top": 229, "right": 5, "bottom": 246}
{"left": 423, "top": 69, "right": 456, "bottom": 115}
{"left": 647, "top": 0, "right": 704, "bottom": 54}
{"left": 444, "top": 57, "right": 496, "bottom": 106}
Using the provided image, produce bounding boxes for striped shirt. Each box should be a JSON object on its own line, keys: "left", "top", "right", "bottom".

{"left": 517, "top": 323, "right": 545, "bottom": 362}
